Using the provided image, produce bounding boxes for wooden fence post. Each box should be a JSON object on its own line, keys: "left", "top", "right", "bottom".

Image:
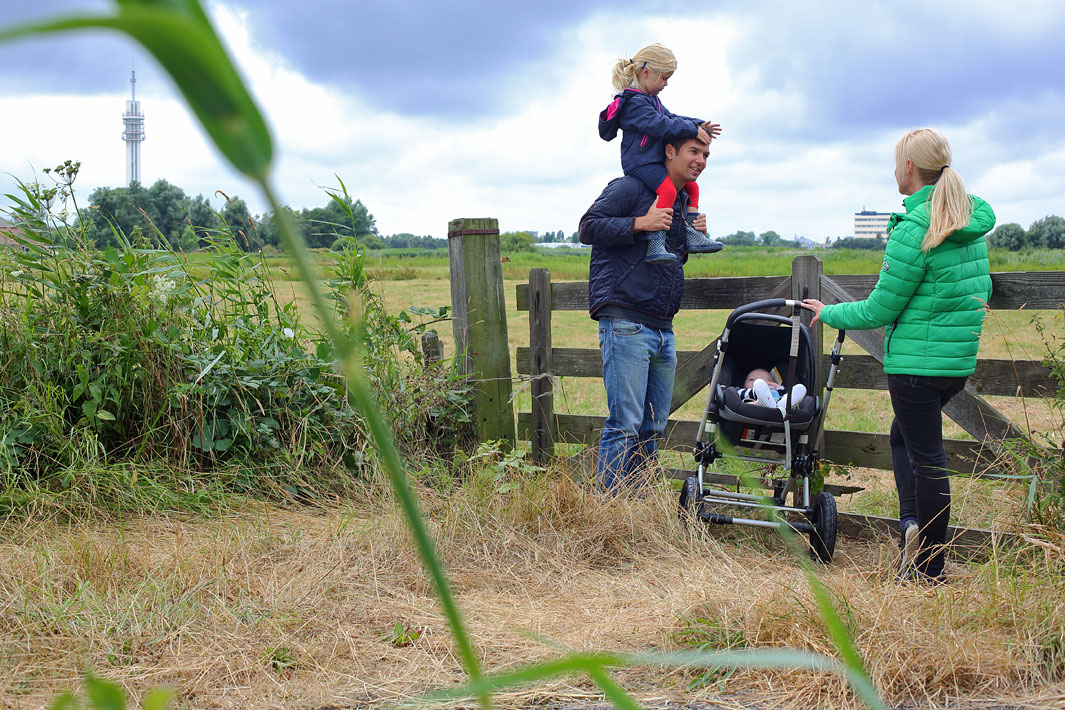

{"left": 421, "top": 331, "right": 443, "bottom": 366}
{"left": 447, "top": 218, "right": 516, "bottom": 448}
{"left": 529, "top": 268, "right": 554, "bottom": 462}
{"left": 792, "top": 255, "right": 825, "bottom": 449}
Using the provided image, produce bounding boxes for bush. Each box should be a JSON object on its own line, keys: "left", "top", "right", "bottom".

{"left": 0, "top": 165, "right": 473, "bottom": 509}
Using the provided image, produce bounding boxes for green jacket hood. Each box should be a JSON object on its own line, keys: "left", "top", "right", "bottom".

{"left": 895, "top": 184, "right": 996, "bottom": 245}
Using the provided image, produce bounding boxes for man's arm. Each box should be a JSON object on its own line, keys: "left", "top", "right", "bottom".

{"left": 579, "top": 179, "right": 671, "bottom": 246}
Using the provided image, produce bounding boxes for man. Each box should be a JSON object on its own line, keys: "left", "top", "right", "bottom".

{"left": 579, "top": 134, "right": 721, "bottom": 492}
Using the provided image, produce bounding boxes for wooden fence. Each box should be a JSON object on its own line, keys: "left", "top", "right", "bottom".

{"left": 447, "top": 221, "right": 1062, "bottom": 552}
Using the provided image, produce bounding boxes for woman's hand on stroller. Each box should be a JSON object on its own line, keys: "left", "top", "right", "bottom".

{"left": 801, "top": 298, "right": 825, "bottom": 327}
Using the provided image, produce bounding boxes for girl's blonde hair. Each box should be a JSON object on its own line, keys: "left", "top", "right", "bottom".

{"left": 895, "top": 128, "right": 974, "bottom": 251}
{"left": 611, "top": 43, "right": 677, "bottom": 94}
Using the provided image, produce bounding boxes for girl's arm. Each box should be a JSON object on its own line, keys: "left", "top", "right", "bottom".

{"left": 619, "top": 94, "right": 702, "bottom": 139}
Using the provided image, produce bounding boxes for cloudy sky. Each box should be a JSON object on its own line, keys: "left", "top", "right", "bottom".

{"left": 2, "top": 0, "right": 1064, "bottom": 241}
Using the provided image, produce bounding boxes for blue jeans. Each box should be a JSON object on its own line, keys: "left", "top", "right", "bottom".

{"left": 888, "top": 374, "right": 967, "bottom": 579}
{"left": 596, "top": 317, "right": 676, "bottom": 492}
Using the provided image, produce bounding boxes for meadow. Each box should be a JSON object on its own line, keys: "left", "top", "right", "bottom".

{"left": 2, "top": 4, "right": 1063, "bottom": 704}
{"left": 215, "top": 243, "right": 1063, "bottom": 529}
{"left": 2, "top": 232, "right": 1063, "bottom": 708}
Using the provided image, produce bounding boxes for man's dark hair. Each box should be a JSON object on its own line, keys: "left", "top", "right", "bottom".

{"left": 666, "top": 133, "right": 706, "bottom": 154}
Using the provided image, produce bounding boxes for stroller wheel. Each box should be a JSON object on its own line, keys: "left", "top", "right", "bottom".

{"left": 808, "top": 491, "right": 838, "bottom": 563}
{"left": 679, "top": 475, "right": 701, "bottom": 525}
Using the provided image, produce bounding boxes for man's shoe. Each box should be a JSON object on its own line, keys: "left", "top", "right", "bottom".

{"left": 644, "top": 232, "right": 678, "bottom": 264}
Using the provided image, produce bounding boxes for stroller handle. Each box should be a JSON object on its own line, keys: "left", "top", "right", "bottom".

{"left": 725, "top": 299, "right": 803, "bottom": 329}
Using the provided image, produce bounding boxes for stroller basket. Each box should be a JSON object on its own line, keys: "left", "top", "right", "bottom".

{"left": 680, "top": 299, "right": 847, "bottom": 563}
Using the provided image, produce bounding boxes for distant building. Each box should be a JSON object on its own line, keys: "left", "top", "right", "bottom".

{"left": 794, "top": 236, "right": 820, "bottom": 249}
{"left": 853, "top": 209, "right": 890, "bottom": 239}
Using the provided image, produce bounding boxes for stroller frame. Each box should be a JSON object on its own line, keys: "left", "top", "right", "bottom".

{"left": 679, "top": 299, "right": 847, "bottom": 562}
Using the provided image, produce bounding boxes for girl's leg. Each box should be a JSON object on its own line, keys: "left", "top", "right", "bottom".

{"left": 628, "top": 165, "right": 677, "bottom": 263}
{"left": 641, "top": 178, "right": 678, "bottom": 263}
{"left": 683, "top": 182, "right": 700, "bottom": 212}
{"left": 679, "top": 181, "right": 720, "bottom": 253}
{"left": 654, "top": 177, "right": 678, "bottom": 209}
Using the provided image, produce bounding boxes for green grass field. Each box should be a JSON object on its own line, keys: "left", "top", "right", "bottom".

{"left": 178, "top": 244, "right": 1060, "bottom": 527}
{"left": 342, "top": 245, "right": 1062, "bottom": 528}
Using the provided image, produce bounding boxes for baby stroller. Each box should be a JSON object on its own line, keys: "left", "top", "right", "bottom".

{"left": 679, "top": 299, "right": 846, "bottom": 562}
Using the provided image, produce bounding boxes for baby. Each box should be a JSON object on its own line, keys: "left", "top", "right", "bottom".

{"left": 737, "top": 367, "right": 807, "bottom": 414}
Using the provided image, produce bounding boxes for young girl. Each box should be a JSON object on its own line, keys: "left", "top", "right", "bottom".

{"left": 599, "top": 43, "right": 722, "bottom": 263}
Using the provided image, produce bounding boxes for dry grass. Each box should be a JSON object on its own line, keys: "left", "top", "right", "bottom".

{"left": 2, "top": 463, "right": 1064, "bottom": 709}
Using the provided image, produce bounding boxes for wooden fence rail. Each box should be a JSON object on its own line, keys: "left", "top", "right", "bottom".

{"left": 514, "top": 258, "right": 1060, "bottom": 472}
{"left": 445, "top": 226, "right": 1062, "bottom": 554}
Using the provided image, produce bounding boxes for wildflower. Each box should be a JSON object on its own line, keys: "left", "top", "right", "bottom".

{"left": 150, "top": 273, "right": 178, "bottom": 305}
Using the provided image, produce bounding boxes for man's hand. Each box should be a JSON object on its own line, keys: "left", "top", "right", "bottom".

{"left": 701, "top": 121, "right": 722, "bottom": 140}
{"left": 691, "top": 212, "right": 707, "bottom": 233}
{"left": 634, "top": 203, "right": 673, "bottom": 233}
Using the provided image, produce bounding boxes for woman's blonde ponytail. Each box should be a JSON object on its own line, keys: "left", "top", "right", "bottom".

{"left": 895, "top": 128, "right": 973, "bottom": 251}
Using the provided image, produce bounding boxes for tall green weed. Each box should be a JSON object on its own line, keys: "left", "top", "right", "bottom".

{"left": 0, "top": 164, "right": 472, "bottom": 508}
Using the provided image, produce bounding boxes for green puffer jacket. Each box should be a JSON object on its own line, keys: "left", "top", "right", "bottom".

{"left": 820, "top": 184, "right": 995, "bottom": 377}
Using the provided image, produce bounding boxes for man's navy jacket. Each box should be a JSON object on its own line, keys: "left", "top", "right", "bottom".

{"left": 578, "top": 175, "right": 689, "bottom": 323}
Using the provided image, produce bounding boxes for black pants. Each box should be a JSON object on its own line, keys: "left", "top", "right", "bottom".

{"left": 887, "top": 374, "right": 967, "bottom": 578}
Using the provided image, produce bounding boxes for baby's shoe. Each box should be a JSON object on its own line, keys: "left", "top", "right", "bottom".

{"left": 752, "top": 379, "right": 779, "bottom": 408}
{"left": 684, "top": 214, "right": 724, "bottom": 254}
{"left": 777, "top": 384, "right": 807, "bottom": 413}
{"left": 644, "top": 232, "right": 678, "bottom": 264}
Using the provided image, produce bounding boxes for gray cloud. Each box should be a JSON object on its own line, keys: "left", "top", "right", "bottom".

{"left": 0, "top": 0, "right": 611, "bottom": 115}
{"left": 724, "top": 2, "right": 1065, "bottom": 151}
{"left": 0, "top": 0, "right": 148, "bottom": 94}
{"left": 230, "top": 0, "right": 609, "bottom": 117}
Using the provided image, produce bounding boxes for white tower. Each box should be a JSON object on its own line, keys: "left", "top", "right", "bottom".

{"left": 122, "top": 67, "right": 145, "bottom": 185}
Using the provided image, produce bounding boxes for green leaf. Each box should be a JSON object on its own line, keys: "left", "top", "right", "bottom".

{"left": 96, "top": 409, "right": 117, "bottom": 421}
{"left": 587, "top": 668, "right": 640, "bottom": 710}
{"left": 84, "top": 673, "right": 126, "bottom": 710}
{"left": 190, "top": 431, "right": 214, "bottom": 451}
{"left": 0, "top": 4, "right": 272, "bottom": 179}
{"left": 48, "top": 692, "right": 78, "bottom": 710}
{"left": 140, "top": 687, "right": 173, "bottom": 710}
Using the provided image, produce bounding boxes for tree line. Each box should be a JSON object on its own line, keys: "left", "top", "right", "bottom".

{"left": 988, "top": 216, "right": 1065, "bottom": 251}
{"left": 82, "top": 179, "right": 445, "bottom": 251}
{"left": 718, "top": 215, "right": 1065, "bottom": 251}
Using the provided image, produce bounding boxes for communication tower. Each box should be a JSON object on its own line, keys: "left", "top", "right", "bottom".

{"left": 121, "top": 66, "right": 145, "bottom": 185}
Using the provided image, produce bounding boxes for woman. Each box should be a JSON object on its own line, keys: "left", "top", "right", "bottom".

{"left": 803, "top": 128, "right": 995, "bottom": 582}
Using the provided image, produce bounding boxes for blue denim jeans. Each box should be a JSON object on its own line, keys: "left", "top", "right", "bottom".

{"left": 888, "top": 374, "right": 967, "bottom": 579}
{"left": 596, "top": 317, "right": 676, "bottom": 492}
